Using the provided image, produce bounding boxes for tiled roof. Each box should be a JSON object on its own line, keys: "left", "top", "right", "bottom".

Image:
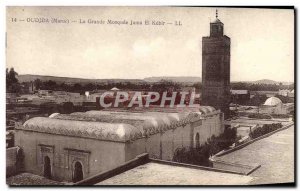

{"left": 17, "top": 106, "right": 219, "bottom": 142}
{"left": 19, "top": 117, "right": 143, "bottom": 142}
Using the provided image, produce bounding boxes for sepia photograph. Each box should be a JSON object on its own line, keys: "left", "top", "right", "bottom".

{"left": 5, "top": 6, "right": 295, "bottom": 186}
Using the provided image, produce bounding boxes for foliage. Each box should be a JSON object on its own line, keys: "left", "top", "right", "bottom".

{"left": 192, "top": 82, "right": 202, "bottom": 91}
{"left": 151, "top": 80, "right": 182, "bottom": 91}
{"left": 26, "top": 78, "right": 294, "bottom": 95}
{"left": 172, "top": 146, "right": 211, "bottom": 166}
{"left": 270, "top": 114, "right": 290, "bottom": 119}
{"left": 30, "top": 79, "right": 183, "bottom": 94}
{"left": 33, "top": 79, "right": 42, "bottom": 90}
{"left": 231, "top": 82, "right": 294, "bottom": 91}
{"left": 249, "top": 123, "right": 282, "bottom": 139}
{"left": 288, "top": 110, "right": 295, "bottom": 122}
{"left": 247, "top": 93, "right": 267, "bottom": 106}
{"left": 6, "top": 68, "right": 21, "bottom": 93}
{"left": 172, "top": 128, "right": 238, "bottom": 167}
{"left": 248, "top": 113, "right": 272, "bottom": 119}
{"left": 275, "top": 94, "right": 291, "bottom": 103}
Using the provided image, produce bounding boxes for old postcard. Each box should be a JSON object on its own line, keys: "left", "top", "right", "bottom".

{"left": 6, "top": 6, "right": 295, "bottom": 186}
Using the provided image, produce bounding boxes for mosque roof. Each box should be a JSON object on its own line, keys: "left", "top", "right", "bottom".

{"left": 263, "top": 97, "right": 282, "bottom": 106}
{"left": 20, "top": 117, "right": 143, "bottom": 142}
{"left": 17, "top": 106, "right": 218, "bottom": 142}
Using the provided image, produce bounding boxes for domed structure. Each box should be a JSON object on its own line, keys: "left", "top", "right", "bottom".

{"left": 212, "top": 18, "right": 222, "bottom": 23}
{"left": 264, "top": 97, "right": 282, "bottom": 106}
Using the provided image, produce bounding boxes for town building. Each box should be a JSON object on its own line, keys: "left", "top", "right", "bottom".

{"left": 260, "top": 97, "right": 294, "bottom": 115}
{"left": 230, "top": 90, "right": 250, "bottom": 105}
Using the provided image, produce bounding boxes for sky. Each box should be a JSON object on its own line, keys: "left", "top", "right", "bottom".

{"left": 6, "top": 7, "right": 294, "bottom": 82}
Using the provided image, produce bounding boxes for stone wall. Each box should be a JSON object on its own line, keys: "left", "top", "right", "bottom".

{"left": 14, "top": 130, "right": 126, "bottom": 182}
{"left": 125, "top": 113, "right": 224, "bottom": 162}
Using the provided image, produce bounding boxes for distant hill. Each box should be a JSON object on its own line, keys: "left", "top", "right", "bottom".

{"left": 248, "top": 79, "right": 293, "bottom": 85}
{"left": 144, "top": 76, "right": 202, "bottom": 83}
{"left": 17, "top": 74, "right": 145, "bottom": 84}
{"left": 17, "top": 74, "right": 293, "bottom": 86}
{"left": 251, "top": 79, "right": 278, "bottom": 85}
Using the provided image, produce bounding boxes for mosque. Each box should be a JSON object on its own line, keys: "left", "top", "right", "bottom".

{"left": 15, "top": 106, "right": 224, "bottom": 182}
{"left": 12, "top": 11, "right": 230, "bottom": 183}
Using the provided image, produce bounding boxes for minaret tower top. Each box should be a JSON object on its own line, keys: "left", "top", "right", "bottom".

{"left": 210, "top": 9, "right": 224, "bottom": 37}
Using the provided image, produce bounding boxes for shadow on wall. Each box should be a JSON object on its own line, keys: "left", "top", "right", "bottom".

{"left": 6, "top": 146, "right": 24, "bottom": 177}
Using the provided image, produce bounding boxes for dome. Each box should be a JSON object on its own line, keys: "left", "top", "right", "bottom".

{"left": 199, "top": 106, "right": 216, "bottom": 115}
{"left": 111, "top": 87, "right": 120, "bottom": 91}
{"left": 212, "top": 18, "right": 221, "bottom": 23}
{"left": 49, "top": 113, "right": 60, "bottom": 118}
{"left": 264, "top": 97, "right": 282, "bottom": 106}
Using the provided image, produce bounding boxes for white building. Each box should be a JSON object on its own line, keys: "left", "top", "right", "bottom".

{"left": 260, "top": 97, "right": 294, "bottom": 115}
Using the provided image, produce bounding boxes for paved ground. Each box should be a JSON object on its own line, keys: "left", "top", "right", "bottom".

{"left": 218, "top": 125, "right": 294, "bottom": 185}
{"left": 97, "top": 162, "right": 254, "bottom": 185}
{"left": 7, "top": 173, "right": 63, "bottom": 185}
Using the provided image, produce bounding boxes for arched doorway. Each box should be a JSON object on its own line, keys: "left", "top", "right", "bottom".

{"left": 43, "top": 156, "right": 51, "bottom": 179}
{"left": 195, "top": 133, "right": 200, "bottom": 149}
{"left": 73, "top": 161, "right": 83, "bottom": 182}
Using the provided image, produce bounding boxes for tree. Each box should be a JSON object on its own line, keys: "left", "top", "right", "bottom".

{"left": 6, "top": 67, "right": 20, "bottom": 93}
{"left": 33, "top": 79, "right": 42, "bottom": 90}
{"left": 43, "top": 80, "right": 57, "bottom": 90}
{"left": 84, "top": 83, "right": 96, "bottom": 91}
{"left": 72, "top": 83, "right": 82, "bottom": 92}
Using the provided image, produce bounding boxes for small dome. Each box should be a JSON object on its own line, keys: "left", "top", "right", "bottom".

{"left": 212, "top": 18, "right": 221, "bottom": 23}
{"left": 111, "top": 87, "right": 120, "bottom": 91}
{"left": 264, "top": 97, "right": 282, "bottom": 106}
{"left": 199, "top": 106, "right": 216, "bottom": 115}
{"left": 49, "top": 113, "right": 60, "bottom": 118}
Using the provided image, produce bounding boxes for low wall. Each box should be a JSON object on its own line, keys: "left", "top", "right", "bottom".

{"left": 210, "top": 122, "right": 293, "bottom": 175}
{"left": 150, "top": 158, "right": 246, "bottom": 175}
{"left": 211, "top": 159, "right": 260, "bottom": 175}
{"left": 74, "top": 153, "right": 149, "bottom": 185}
{"left": 215, "top": 122, "right": 293, "bottom": 157}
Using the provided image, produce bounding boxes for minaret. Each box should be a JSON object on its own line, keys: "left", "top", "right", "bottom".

{"left": 202, "top": 10, "right": 231, "bottom": 119}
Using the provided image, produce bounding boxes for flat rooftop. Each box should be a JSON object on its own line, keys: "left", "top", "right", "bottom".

{"left": 226, "top": 117, "right": 292, "bottom": 126}
{"left": 96, "top": 162, "right": 254, "bottom": 185}
{"left": 216, "top": 125, "right": 294, "bottom": 185}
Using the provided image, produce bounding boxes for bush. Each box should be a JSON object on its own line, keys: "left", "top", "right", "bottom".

{"left": 271, "top": 114, "right": 290, "bottom": 118}
{"left": 248, "top": 113, "right": 272, "bottom": 119}
{"left": 172, "top": 128, "right": 238, "bottom": 167}
{"left": 249, "top": 123, "right": 282, "bottom": 139}
{"left": 172, "top": 146, "right": 211, "bottom": 167}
